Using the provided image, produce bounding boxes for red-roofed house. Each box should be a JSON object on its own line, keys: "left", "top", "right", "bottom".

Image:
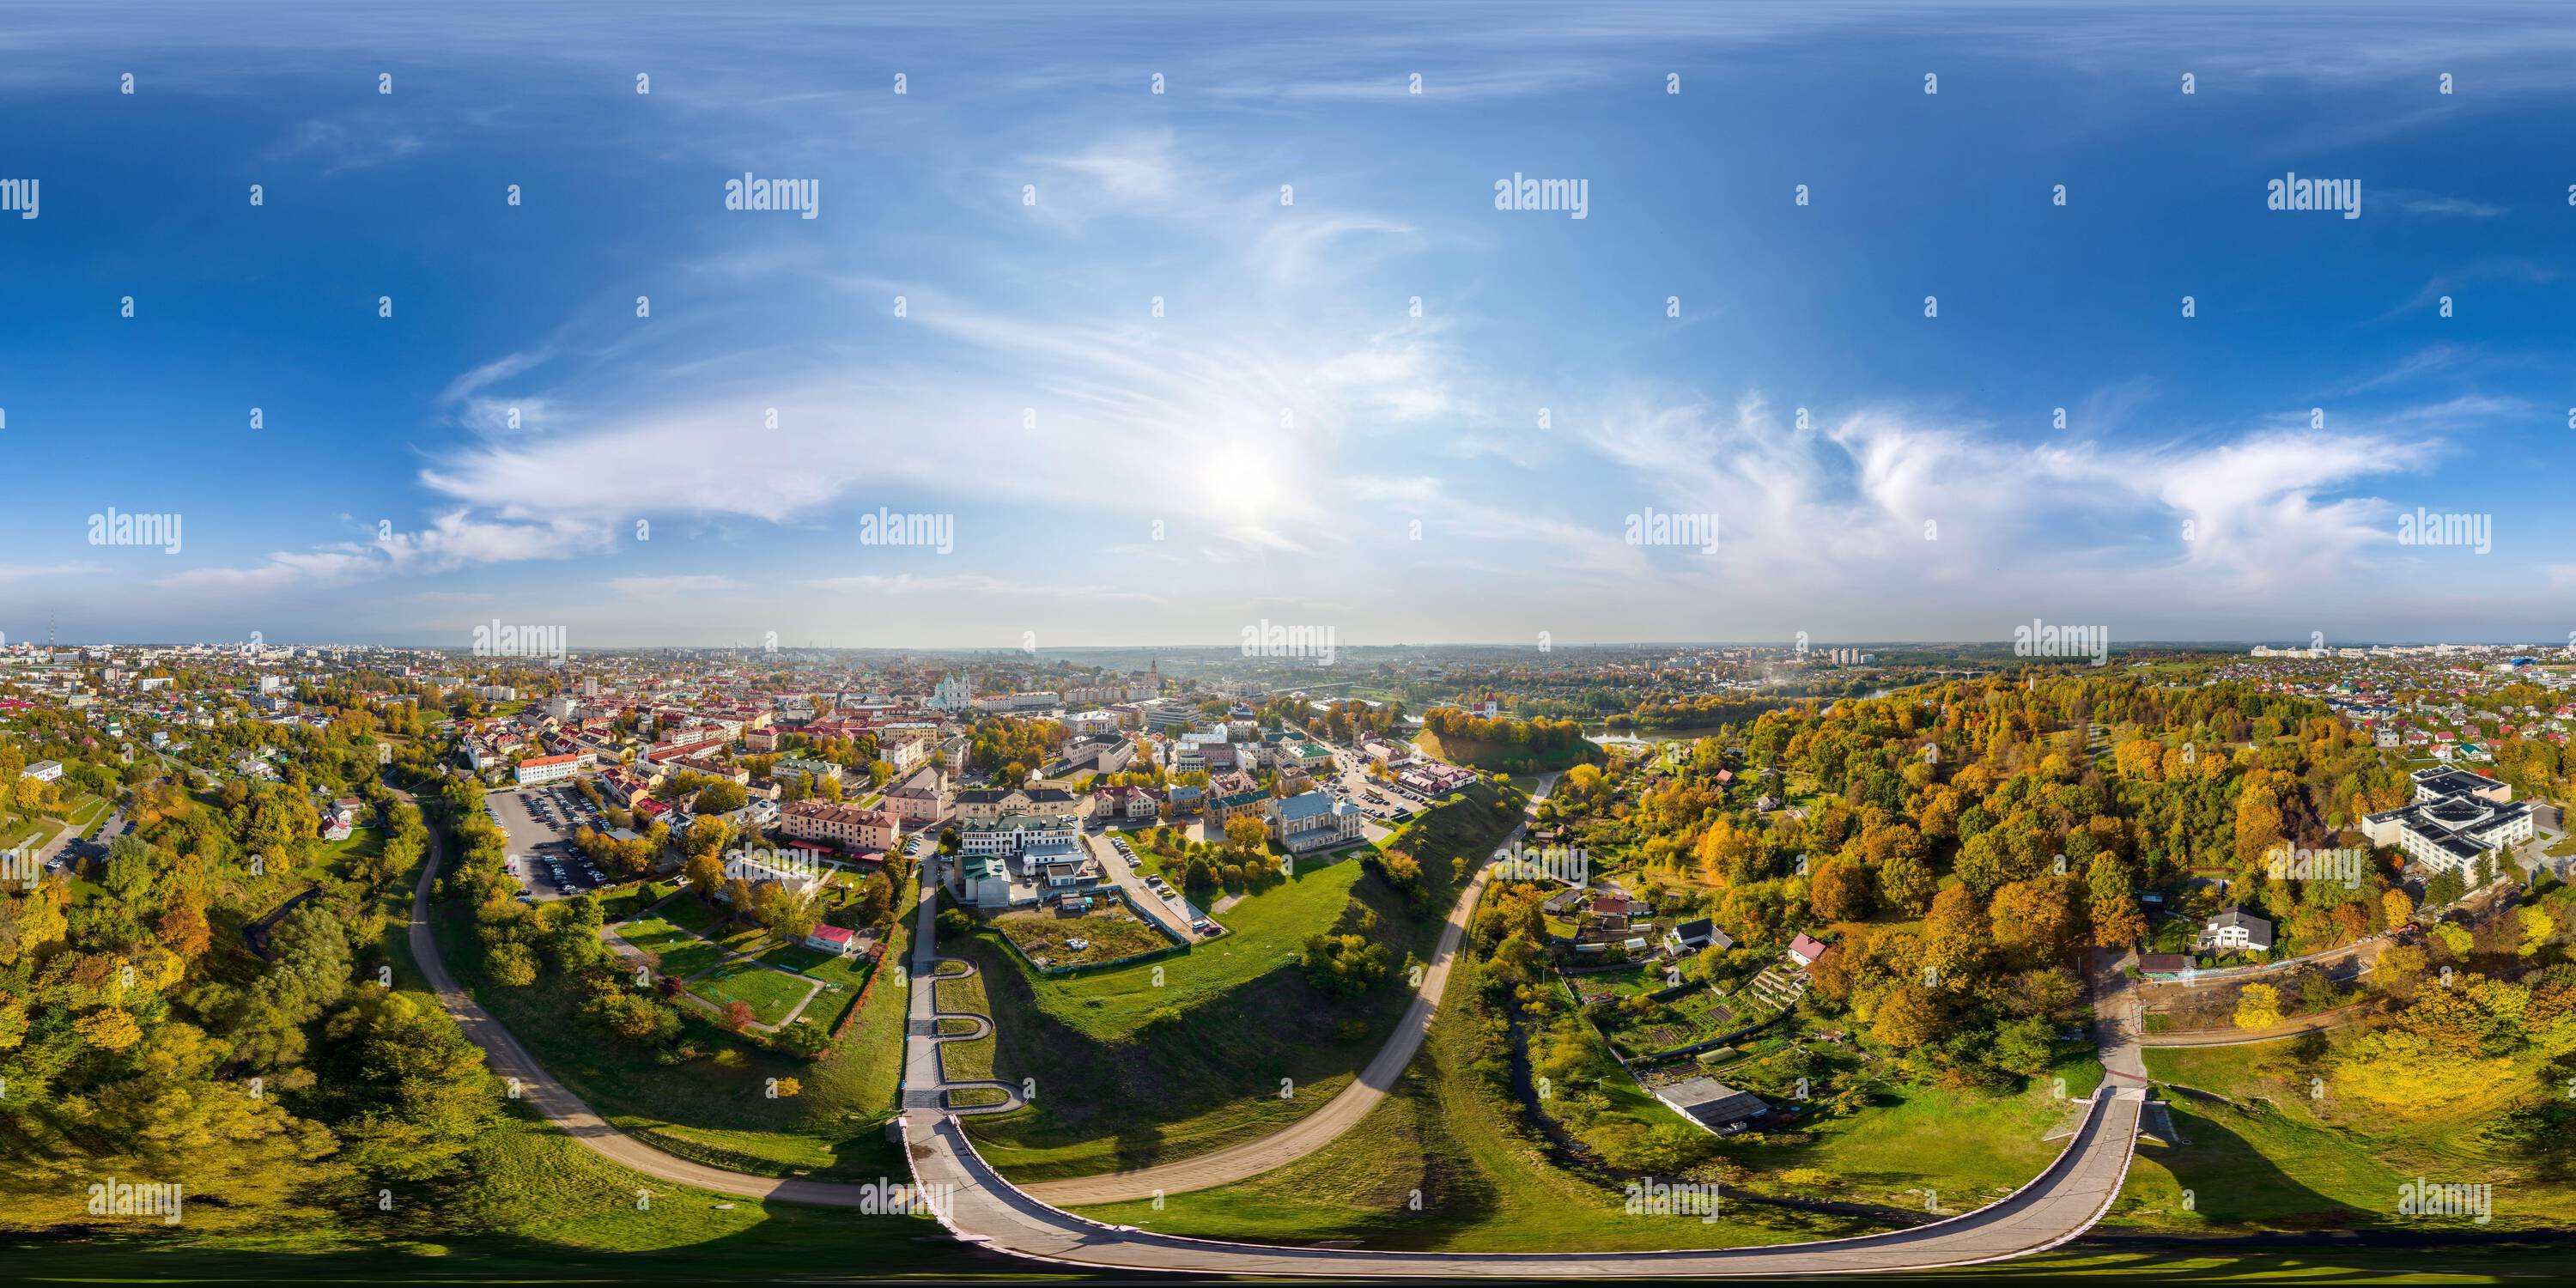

{"left": 1789, "top": 933, "right": 1832, "bottom": 969}
{"left": 805, "top": 924, "right": 858, "bottom": 957}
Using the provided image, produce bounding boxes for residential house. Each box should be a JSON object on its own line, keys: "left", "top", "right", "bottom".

{"left": 805, "top": 923, "right": 859, "bottom": 957}
{"left": 1091, "top": 783, "right": 1158, "bottom": 823}
{"left": 884, "top": 765, "right": 951, "bottom": 823}
{"left": 2197, "top": 907, "right": 2274, "bottom": 953}
{"left": 1664, "top": 918, "right": 1733, "bottom": 957}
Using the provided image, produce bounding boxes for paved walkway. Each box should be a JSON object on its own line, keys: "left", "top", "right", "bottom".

{"left": 902, "top": 895, "right": 1026, "bottom": 1115}
{"left": 403, "top": 775, "right": 2146, "bottom": 1276}
{"left": 1018, "top": 771, "right": 1558, "bottom": 1206}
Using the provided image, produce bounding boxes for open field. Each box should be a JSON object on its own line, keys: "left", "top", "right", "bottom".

{"left": 659, "top": 893, "right": 728, "bottom": 936}
{"left": 1734, "top": 1080, "right": 2073, "bottom": 1212}
{"left": 993, "top": 903, "right": 1173, "bottom": 969}
{"left": 999, "top": 852, "right": 1369, "bottom": 1042}
{"left": 689, "top": 958, "right": 816, "bottom": 1026}
{"left": 616, "top": 916, "right": 729, "bottom": 978}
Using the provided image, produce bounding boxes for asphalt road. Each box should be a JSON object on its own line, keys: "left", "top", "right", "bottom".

{"left": 400, "top": 776, "right": 2148, "bottom": 1276}
{"left": 908, "top": 1092, "right": 2144, "bottom": 1277}
{"left": 1020, "top": 769, "right": 1556, "bottom": 1206}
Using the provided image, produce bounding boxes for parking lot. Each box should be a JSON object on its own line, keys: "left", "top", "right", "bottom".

{"left": 485, "top": 781, "right": 617, "bottom": 902}
{"left": 1088, "top": 829, "right": 1220, "bottom": 941}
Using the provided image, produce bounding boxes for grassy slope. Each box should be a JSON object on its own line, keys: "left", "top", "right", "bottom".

{"left": 1075, "top": 952, "right": 1857, "bottom": 1251}
{"left": 2, "top": 1116, "right": 992, "bottom": 1280}
{"left": 428, "top": 881, "right": 908, "bottom": 1181}
{"left": 2115, "top": 1042, "right": 2576, "bottom": 1233}
{"left": 1417, "top": 726, "right": 1605, "bottom": 774}
{"left": 966, "top": 781, "right": 1528, "bottom": 1182}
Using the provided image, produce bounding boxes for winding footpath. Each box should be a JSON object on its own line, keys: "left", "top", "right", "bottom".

{"left": 905, "top": 951, "right": 1027, "bottom": 1115}
{"left": 403, "top": 776, "right": 2147, "bottom": 1276}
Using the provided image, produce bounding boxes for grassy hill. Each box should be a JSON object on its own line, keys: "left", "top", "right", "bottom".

{"left": 964, "top": 780, "right": 1529, "bottom": 1182}
{"left": 428, "top": 872, "right": 920, "bottom": 1182}
{"left": 1073, "top": 951, "right": 1859, "bottom": 1251}
{"left": 2116, "top": 1042, "right": 2576, "bottom": 1234}
{"left": 1416, "top": 727, "right": 1604, "bottom": 775}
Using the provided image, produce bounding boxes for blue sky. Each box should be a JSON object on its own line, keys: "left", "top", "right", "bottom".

{"left": 3, "top": 1, "right": 2572, "bottom": 649}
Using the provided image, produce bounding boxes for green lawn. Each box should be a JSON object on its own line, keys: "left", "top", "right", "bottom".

{"left": 932, "top": 959, "right": 997, "bottom": 1082}
{"left": 64, "top": 793, "right": 112, "bottom": 833}
{"left": 999, "top": 854, "right": 1367, "bottom": 1042}
{"left": 318, "top": 824, "right": 385, "bottom": 866}
{"left": 0, "top": 812, "right": 64, "bottom": 854}
{"left": 615, "top": 917, "right": 730, "bottom": 978}
{"left": 690, "top": 959, "right": 817, "bottom": 1026}
{"left": 1734, "top": 1080, "right": 2070, "bottom": 1213}
{"left": 659, "top": 894, "right": 728, "bottom": 936}
{"left": 597, "top": 879, "right": 678, "bottom": 920}
{"left": 809, "top": 879, "right": 920, "bottom": 1110}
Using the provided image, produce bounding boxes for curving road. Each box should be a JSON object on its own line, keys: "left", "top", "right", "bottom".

{"left": 403, "top": 777, "right": 2147, "bottom": 1276}
{"left": 907, "top": 1091, "right": 2143, "bottom": 1276}
{"left": 1020, "top": 829, "right": 1514, "bottom": 1204}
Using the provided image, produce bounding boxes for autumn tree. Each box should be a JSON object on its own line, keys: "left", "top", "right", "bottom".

{"left": 2233, "top": 983, "right": 2283, "bottom": 1030}
{"left": 1877, "top": 848, "right": 1937, "bottom": 916}
{"left": 1872, "top": 982, "right": 1945, "bottom": 1050}
{"left": 1808, "top": 857, "right": 1873, "bottom": 922}
{"left": 1922, "top": 884, "right": 1990, "bottom": 992}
